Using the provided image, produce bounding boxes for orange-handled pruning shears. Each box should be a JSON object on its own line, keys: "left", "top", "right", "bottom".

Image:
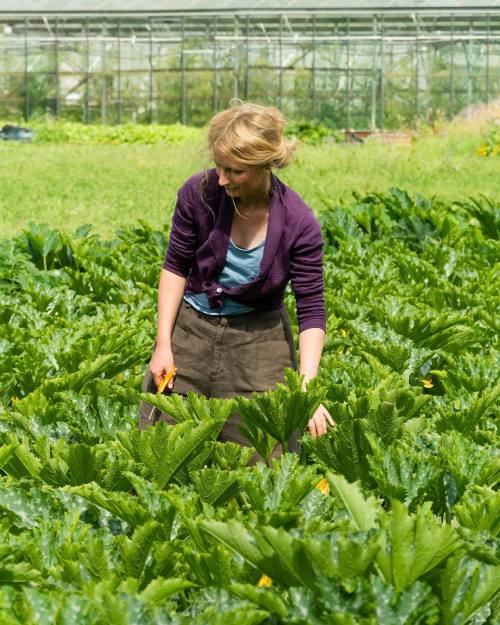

{"left": 157, "top": 366, "right": 177, "bottom": 394}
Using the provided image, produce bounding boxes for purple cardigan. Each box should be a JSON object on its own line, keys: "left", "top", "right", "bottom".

{"left": 163, "top": 169, "right": 326, "bottom": 333}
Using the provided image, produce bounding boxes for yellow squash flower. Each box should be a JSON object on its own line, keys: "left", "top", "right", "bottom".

{"left": 257, "top": 574, "right": 272, "bottom": 588}
{"left": 316, "top": 478, "right": 330, "bottom": 496}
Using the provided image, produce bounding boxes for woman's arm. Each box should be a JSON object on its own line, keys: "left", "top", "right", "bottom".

{"left": 299, "top": 327, "right": 335, "bottom": 437}
{"left": 289, "top": 213, "right": 331, "bottom": 437}
{"left": 153, "top": 179, "right": 199, "bottom": 389}
{"left": 149, "top": 269, "right": 187, "bottom": 390}
{"left": 298, "top": 327, "right": 325, "bottom": 385}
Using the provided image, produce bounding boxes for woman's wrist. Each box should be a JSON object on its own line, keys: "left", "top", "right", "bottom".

{"left": 155, "top": 337, "right": 172, "bottom": 350}
{"left": 299, "top": 369, "right": 316, "bottom": 390}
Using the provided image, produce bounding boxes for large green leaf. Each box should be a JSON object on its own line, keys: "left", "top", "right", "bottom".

{"left": 0, "top": 443, "right": 19, "bottom": 471}
{"left": 0, "top": 562, "right": 41, "bottom": 584}
{"left": 229, "top": 583, "right": 287, "bottom": 618}
{"left": 236, "top": 369, "right": 322, "bottom": 455}
{"left": 190, "top": 468, "right": 241, "bottom": 507}
{"left": 183, "top": 543, "right": 234, "bottom": 588}
{"left": 382, "top": 500, "right": 460, "bottom": 590}
{"left": 238, "top": 453, "right": 318, "bottom": 513}
{"left": 67, "top": 443, "right": 99, "bottom": 485}
{"left": 300, "top": 529, "right": 381, "bottom": 583}
{"left": 122, "top": 471, "right": 176, "bottom": 528}
{"left": 139, "top": 577, "right": 194, "bottom": 605}
{"left": 441, "top": 556, "right": 500, "bottom": 625}
{"left": 371, "top": 576, "right": 439, "bottom": 625}
{"left": 200, "top": 516, "right": 381, "bottom": 594}
{"left": 150, "top": 420, "right": 224, "bottom": 489}
{"left": 2, "top": 436, "right": 41, "bottom": 480}
{"left": 438, "top": 432, "right": 500, "bottom": 497}
{"left": 139, "top": 391, "right": 235, "bottom": 425}
{"left": 211, "top": 442, "right": 255, "bottom": 470}
{"left": 200, "top": 519, "right": 311, "bottom": 588}
{"left": 366, "top": 434, "right": 442, "bottom": 508}
{"left": 117, "top": 419, "right": 224, "bottom": 489}
{"left": 454, "top": 486, "right": 500, "bottom": 536}
{"left": 69, "top": 482, "right": 151, "bottom": 526}
{"left": 327, "top": 473, "right": 381, "bottom": 532}
{"left": 327, "top": 474, "right": 460, "bottom": 588}
{"left": 117, "top": 520, "right": 161, "bottom": 579}
{"left": 306, "top": 419, "right": 373, "bottom": 487}
{"left": 0, "top": 484, "right": 61, "bottom": 529}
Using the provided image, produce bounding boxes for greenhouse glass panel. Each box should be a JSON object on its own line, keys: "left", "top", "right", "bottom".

{"left": 0, "top": 3, "right": 499, "bottom": 128}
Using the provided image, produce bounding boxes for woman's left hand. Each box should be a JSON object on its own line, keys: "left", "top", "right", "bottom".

{"left": 307, "top": 403, "right": 335, "bottom": 437}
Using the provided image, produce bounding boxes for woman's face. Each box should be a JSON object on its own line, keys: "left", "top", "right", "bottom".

{"left": 213, "top": 149, "right": 269, "bottom": 202}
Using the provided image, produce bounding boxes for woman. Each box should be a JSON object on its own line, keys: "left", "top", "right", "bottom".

{"left": 139, "top": 102, "right": 334, "bottom": 458}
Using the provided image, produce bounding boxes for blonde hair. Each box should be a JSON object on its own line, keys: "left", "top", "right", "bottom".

{"left": 207, "top": 101, "right": 296, "bottom": 170}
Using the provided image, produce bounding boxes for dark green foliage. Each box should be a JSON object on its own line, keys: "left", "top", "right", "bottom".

{"left": 0, "top": 189, "right": 498, "bottom": 622}
{"left": 236, "top": 370, "right": 322, "bottom": 458}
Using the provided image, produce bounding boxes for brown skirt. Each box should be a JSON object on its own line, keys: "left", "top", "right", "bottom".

{"left": 138, "top": 300, "right": 299, "bottom": 462}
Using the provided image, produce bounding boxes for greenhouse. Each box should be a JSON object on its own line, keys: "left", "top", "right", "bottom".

{"left": 1, "top": 0, "right": 500, "bottom": 128}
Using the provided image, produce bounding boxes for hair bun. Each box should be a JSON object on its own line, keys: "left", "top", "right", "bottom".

{"left": 207, "top": 102, "right": 295, "bottom": 170}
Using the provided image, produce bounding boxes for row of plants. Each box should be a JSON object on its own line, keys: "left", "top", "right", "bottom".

{"left": 3, "top": 117, "right": 496, "bottom": 152}
{"left": 0, "top": 187, "right": 498, "bottom": 623}
{"left": 0, "top": 118, "right": 343, "bottom": 146}
{"left": 0, "top": 120, "right": 201, "bottom": 145}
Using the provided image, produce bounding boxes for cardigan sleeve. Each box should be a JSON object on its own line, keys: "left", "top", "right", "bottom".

{"left": 162, "top": 184, "right": 198, "bottom": 278}
{"left": 289, "top": 211, "right": 326, "bottom": 333}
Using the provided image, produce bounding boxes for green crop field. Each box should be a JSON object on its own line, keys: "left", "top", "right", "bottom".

{"left": 1, "top": 120, "right": 499, "bottom": 237}
{"left": 0, "top": 120, "right": 499, "bottom": 624}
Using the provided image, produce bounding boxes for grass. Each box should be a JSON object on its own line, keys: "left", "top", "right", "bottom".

{"left": 1, "top": 122, "right": 498, "bottom": 237}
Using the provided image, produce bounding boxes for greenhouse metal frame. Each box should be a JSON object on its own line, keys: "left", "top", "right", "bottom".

{"left": 1, "top": 1, "right": 499, "bottom": 129}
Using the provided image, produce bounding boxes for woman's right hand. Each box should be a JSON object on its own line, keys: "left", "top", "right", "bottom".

{"left": 149, "top": 343, "right": 176, "bottom": 391}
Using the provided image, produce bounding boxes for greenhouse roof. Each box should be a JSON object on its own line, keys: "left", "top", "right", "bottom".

{"left": 2, "top": 0, "right": 500, "bottom": 14}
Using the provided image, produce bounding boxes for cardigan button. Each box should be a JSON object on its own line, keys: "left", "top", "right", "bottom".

{"left": 216, "top": 287, "right": 222, "bottom": 293}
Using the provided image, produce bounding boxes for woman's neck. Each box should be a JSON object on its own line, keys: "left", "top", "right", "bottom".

{"left": 233, "top": 175, "right": 272, "bottom": 212}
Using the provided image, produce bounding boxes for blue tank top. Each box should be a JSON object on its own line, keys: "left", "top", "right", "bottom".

{"left": 184, "top": 238, "right": 265, "bottom": 315}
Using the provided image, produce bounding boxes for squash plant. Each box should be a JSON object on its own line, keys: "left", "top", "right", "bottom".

{"left": 0, "top": 190, "right": 498, "bottom": 624}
